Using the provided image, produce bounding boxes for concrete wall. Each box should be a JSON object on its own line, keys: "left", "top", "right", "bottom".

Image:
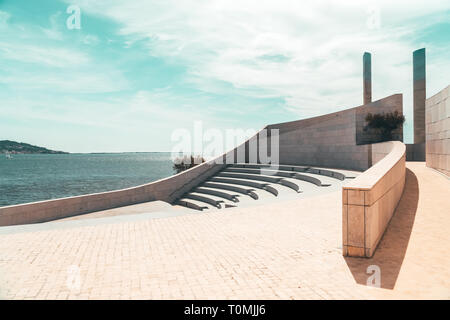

{"left": 267, "top": 94, "right": 403, "bottom": 171}
{"left": 342, "top": 141, "right": 406, "bottom": 257}
{"left": 426, "top": 85, "right": 450, "bottom": 176}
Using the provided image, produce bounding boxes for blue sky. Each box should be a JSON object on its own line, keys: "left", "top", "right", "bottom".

{"left": 0, "top": 0, "right": 449, "bottom": 153}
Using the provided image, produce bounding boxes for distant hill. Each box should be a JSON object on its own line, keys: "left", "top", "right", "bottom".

{"left": 0, "top": 140, "right": 68, "bottom": 154}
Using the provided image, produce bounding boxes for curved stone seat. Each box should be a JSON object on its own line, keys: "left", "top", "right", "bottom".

{"left": 225, "top": 167, "right": 296, "bottom": 178}
{"left": 292, "top": 173, "right": 329, "bottom": 187}
{"left": 233, "top": 163, "right": 308, "bottom": 171}
{"left": 279, "top": 179, "right": 301, "bottom": 193}
{"left": 224, "top": 167, "right": 328, "bottom": 187}
{"left": 177, "top": 198, "right": 209, "bottom": 211}
{"left": 209, "top": 177, "right": 278, "bottom": 196}
{"left": 202, "top": 182, "right": 259, "bottom": 200}
{"left": 218, "top": 172, "right": 282, "bottom": 183}
{"left": 181, "top": 191, "right": 238, "bottom": 210}
{"left": 218, "top": 172, "right": 300, "bottom": 193}
{"left": 193, "top": 193, "right": 238, "bottom": 209}
{"left": 185, "top": 193, "right": 224, "bottom": 208}
{"left": 305, "top": 168, "right": 348, "bottom": 181}
{"left": 231, "top": 163, "right": 347, "bottom": 180}
{"left": 194, "top": 187, "right": 240, "bottom": 202}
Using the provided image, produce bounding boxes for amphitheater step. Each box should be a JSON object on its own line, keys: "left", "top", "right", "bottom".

{"left": 177, "top": 198, "right": 210, "bottom": 211}
{"left": 209, "top": 177, "right": 278, "bottom": 196}
{"left": 190, "top": 192, "right": 238, "bottom": 209}
{"left": 219, "top": 171, "right": 302, "bottom": 192}
{"left": 176, "top": 163, "right": 353, "bottom": 212}
{"left": 304, "top": 167, "right": 346, "bottom": 180}
{"left": 223, "top": 167, "right": 326, "bottom": 187}
{"left": 225, "top": 166, "right": 296, "bottom": 177}
{"left": 218, "top": 171, "right": 283, "bottom": 184}
{"left": 195, "top": 187, "right": 240, "bottom": 202}
{"left": 202, "top": 182, "right": 259, "bottom": 200}
{"left": 280, "top": 179, "right": 301, "bottom": 192}
{"left": 292, "top": 173, "right": 330, "bottom": 187}
{"left": 185, "top": 193, "right": 224, "bottom": 208}
{"left": 230, "top": 163, "right": 348, "bottom": 180}
{"left": 232, "top": 163, "right": 308, "bottom": 171}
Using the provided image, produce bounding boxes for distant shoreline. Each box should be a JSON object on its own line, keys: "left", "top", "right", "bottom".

{"left": 1, "top": 140, "right": 174, "bottom": 154}
{"left": 1, "top": 140, "right": 68, "bottom": 154}
{"left": 1, "top": 151, "right": 174, "bottom": 155}
{"left": 81, "top": 152, "right": 173, "bottom": 154}
{"left": 1, "top": 151, "right": 68, "bottom": 154}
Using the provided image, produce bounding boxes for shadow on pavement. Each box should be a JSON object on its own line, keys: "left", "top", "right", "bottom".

{"left": 344, "top": 168, "right": 419, "bottom": 289}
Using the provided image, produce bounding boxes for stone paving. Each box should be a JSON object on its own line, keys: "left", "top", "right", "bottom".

{"left": 0, "top": 162, "right": 448, "bottom": 299}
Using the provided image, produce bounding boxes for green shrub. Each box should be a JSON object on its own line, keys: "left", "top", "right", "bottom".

{"left": 172, "top": 155, "right": 206, "bottom": 173}
{"left": 365, "top": 111, "right": 405, "bottom": 141}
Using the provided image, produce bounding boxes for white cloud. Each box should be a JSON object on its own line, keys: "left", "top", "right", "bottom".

{"left": 0, "top": 10, "right": 10, "bottom": 26}
{"left": 0, "top": 41, "right": 90, "bottom": 67}
{"left": 0, "top": 89, "right": 228, "bottom": 153}
{"left": 83, "top": 34, "right": 99, "bottom": 45}
{"left": 40, "top": 11, "right": 64, "bottom": 40}
{"left": 65, "top": 1, "right": 449, "bottom": 131}
{"left": 0, "top": 70, "right": 128, "bottom": 94}
{"left": 0, "top": 18, "right": 128, "bottom": 94}
{"left": 5, "top": 0, "right": 449, "bottom": 148}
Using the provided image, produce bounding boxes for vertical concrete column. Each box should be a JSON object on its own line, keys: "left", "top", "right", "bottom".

{"left": 363, "top": 52, "right": 372, "bottom": 105}
{"left": 413, "top": 48, "right": 426, "bottom": 144}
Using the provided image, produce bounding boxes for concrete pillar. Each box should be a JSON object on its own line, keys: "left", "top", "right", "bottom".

{"left": 363, "top": 52, "right": 372, "bottom": 105}
{"left": 413, "top": 48, "right": 426, "bottom": 144}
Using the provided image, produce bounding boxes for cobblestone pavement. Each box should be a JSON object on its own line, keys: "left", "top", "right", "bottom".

{"left": 0, "top": 162, "right": 448, "bottom": 299}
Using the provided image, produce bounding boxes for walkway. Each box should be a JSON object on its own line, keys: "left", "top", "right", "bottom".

{"left": 0, "top": 162, "right": 448, "bottom": 299}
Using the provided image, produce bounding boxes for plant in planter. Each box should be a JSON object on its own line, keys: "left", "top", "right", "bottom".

{"left": 172, "top": 155, "right": 206, "bottom": 173}
{"left": 364, "top": 111, "right": 405, "bottom": 142}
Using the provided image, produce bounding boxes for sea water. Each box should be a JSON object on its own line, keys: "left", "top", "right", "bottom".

{"left": 0, "top": 153, "right": 176, "bottom": 207}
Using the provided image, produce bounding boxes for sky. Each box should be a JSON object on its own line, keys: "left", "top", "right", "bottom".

{"left": 0, "top": 0, "right": 449, "bottom": 153}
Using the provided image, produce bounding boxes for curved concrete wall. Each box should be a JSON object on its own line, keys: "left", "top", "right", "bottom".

{"left": 0, "top": 94, "right": 403, "bottom": 227}
{"left": 426, "top": 85, "right": 450, "bottom": 176}
{"left": 342, "top": 141, "right": 406, "bottom": 257}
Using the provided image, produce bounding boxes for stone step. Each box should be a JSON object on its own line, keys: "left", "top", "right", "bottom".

{"left": 176, "top": 198, "right": 210, "bottom": 211}
{"left": 230, "top": 163, "right": 349, "bottom": 180}
{"left": 219, "top": 172, "right": 302, "bottom": 192}
{"left": 279, "top": 179, "right": 301, "bottom": 192}
{"left": 224, "top": 167, "right": 330, "bottom": 187}
{"left": 292, "top": 173, "right": 329, "bottom": 187}
{"left": 202, "top": 182, "right": 259, "bottom": 200}
{"left": 195, "top": 187, "right": 240, "bottom": 202}
{"left": 190, "top": 192, "right": 237, "bottom": 209}
{"left": 209, "top": 177, "right": 278, "bottom": 196}
{"left": 185, "top": 193, "right": 224, "bottom": 208}
{"left": 218, "top": 171, "right": 282, "bottom": 183}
